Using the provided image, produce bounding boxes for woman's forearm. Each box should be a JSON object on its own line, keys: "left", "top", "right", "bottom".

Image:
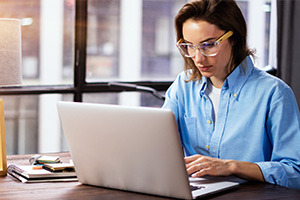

{"left": 228, "top": 160, "right": 265, "bottom": 182}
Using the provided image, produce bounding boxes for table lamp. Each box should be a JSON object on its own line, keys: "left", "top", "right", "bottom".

{"left": 0, "top": 18, "right": 22, "bottom": 176}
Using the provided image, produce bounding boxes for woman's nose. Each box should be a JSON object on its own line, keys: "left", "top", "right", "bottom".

{"left": 193, "top": 49, "right": 206, "bottom": 63}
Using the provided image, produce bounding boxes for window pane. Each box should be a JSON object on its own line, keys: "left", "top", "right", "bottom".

{"left": 86, "top": 0, "right": 120, "bottom": 82}
{"left": 86, "top": 0, "right": 272, "bottom": 83}
{"left": 3, "top": 94, "right": 73, "bottom": 155}
{"left": 86, "top": 0, "right": 186, "bottom": 82}
{"left": 0, "top": 0, "right": 75, "bottom": 85}
{"left": 141, "top": 0, "right": 186, "bottom": 80}
{"left": 237, "top": 0, "right": 272, "bottom": 68}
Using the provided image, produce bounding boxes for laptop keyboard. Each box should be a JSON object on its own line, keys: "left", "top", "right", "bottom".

{"left": 190, "top": 185, "right": 206, "bottom": 191}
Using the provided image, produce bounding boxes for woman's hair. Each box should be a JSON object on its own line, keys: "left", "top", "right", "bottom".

{"left": 175, "top": 0, "right": 254, "bottom": 81}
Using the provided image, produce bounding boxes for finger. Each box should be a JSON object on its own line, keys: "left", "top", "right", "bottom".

{"left": 191, "top": 165, "right": 210, "bottom": 178}
{"left": 184, "top": 155, "right": 204, "bottom": 166}
{"left": 184, "top": 155, "right": 199, "bottom": 164}
{"left": 191, "top": 170, "right": 205, "bottom": 178}
{"left": 187, "top": 163, "right": 204, "bottom": 175}
{"left": 186, "top": 158, "right": 206, "bottom": 169}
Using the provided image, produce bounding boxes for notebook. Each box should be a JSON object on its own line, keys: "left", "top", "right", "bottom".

{"left": 57, "top": 101, "right": 243, "bottom": 199}
{"left": 7, "top": 164, "right": 77, "bottom": 183}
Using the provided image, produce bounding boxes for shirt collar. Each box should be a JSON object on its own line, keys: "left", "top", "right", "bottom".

{"left": 199, "top": 56, "right": 254, "bottom": 99}
{"left": 224, "top": 56, "right": 254, "bottom": 99}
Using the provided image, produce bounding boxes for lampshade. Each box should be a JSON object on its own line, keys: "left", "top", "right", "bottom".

{"left": 0, "top": 18, "right": 22, "bottom": 85}
{"left": 0, "top": 18, "right": 22, "bottom": 176}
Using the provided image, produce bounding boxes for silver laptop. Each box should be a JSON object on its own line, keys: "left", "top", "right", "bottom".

{"left": 57, "top": 101, "right": 243, "bottom": 199}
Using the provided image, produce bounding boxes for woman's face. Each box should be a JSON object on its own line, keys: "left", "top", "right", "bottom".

{"left": 182, "top": 19, "right": 233, "bottom": 87}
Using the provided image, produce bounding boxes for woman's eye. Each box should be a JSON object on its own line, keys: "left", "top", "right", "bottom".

{"left": 187, "top": 44, "right": 194, "bottom": 49}
{"left": 201, "top": 42, "right": 215, "bottom": 49}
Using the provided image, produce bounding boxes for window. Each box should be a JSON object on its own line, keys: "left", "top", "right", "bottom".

{"left": 1, "top": 0, "right": 273, "bottom": 155}
{"left": 0, "top": 0, "right": 75, "bottom": 155}
{"left": 86, "top": 0, "right": 185, "bottom": 83}
{"left": 237, "top": 0, "right": 272, "bottom": 68}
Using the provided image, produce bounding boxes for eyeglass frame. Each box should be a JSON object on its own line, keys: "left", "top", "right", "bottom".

{"left": 176, "top": 30, "right": 234, "bottom": 57}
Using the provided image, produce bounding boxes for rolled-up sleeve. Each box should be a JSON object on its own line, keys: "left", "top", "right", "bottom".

{"left": 256, "top": 87, "right": 300, "bottom": 189}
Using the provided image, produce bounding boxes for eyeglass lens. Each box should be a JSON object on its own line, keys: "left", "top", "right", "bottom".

{"left": 179, "top": 42, "right": 218, "bottom": 57}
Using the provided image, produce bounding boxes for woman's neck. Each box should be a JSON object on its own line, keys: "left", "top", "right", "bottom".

{"left": 209, "top": 77, "right": 224, "bottom": 89}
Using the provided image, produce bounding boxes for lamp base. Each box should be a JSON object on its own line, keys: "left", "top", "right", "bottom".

{"left": 0, "top": 99, "right": 7, "bottom": 176}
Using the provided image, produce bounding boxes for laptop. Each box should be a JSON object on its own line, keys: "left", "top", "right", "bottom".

{"left": 57, "top": 101, "right": 243, "bottom": 199}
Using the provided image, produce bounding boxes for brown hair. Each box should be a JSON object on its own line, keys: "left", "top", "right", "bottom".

{"left": 175, "top": 0, "right": 254, "bottom": 81}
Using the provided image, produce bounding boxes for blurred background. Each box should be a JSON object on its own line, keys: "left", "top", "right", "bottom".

{"left": 0, "top": 0, "right": 273, "bottom": 155}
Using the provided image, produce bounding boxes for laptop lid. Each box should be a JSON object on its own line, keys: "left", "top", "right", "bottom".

{"left": 57, "top": 101, "right": 240, "bottom": 199}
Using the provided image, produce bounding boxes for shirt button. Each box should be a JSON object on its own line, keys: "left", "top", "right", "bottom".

{"left": 207, "top": 120, "right": 212, "bottom": 124}
{"left": 206, "top": 145, "right": 210, "bottom": 150}
{"left": 233, "top": 93, "right": 237, "bottom": 98}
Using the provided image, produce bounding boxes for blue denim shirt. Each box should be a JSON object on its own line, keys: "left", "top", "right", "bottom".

{"left": 162, "top": 56, "right": 300, "bottom": 189}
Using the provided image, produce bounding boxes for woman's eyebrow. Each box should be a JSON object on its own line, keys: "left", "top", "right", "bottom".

{"left": 183, "top": 36, "right": 218, "bottom": 44}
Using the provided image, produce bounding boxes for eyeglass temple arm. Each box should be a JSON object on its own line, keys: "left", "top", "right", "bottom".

{"left": 177, "top": 38, "right": 184, "bottom": 44}
{"left": 177, "top": 31, "right": 233, "bottom": 45}
{"left": 217, "top": 31, "right": 234, "bottom": 43}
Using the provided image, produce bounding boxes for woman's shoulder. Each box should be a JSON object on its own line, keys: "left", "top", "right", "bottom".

{"left": 251, "top": 67, "right": 293, "bottom": 95}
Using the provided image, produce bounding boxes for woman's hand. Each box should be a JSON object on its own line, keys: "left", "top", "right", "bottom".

{"left": 185, "top": 154, "right": 265, "bottom": 182}
{"left": 185, "top": 155, "right": 234, "bottom": 177}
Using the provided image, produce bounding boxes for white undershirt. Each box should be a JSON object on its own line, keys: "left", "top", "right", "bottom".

{"left": 205, "top": 80, "right": 221, "bottom": 124}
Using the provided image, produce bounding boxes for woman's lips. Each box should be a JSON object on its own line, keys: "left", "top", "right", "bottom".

{"left": 198, "top": 65, "right": 212, "bottom": 72}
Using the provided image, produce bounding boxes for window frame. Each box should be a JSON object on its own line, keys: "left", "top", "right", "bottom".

{"left": 0, "top": 0, "right": 172, "bottom": 102}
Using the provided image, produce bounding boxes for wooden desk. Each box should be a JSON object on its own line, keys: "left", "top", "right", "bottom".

{"left": 1, "top": 153, "right": 300, "bottom": 200}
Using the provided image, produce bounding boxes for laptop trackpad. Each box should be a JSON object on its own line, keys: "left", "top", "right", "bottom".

{"left": 189, "top": 176, "right": 245, "bottom": 198}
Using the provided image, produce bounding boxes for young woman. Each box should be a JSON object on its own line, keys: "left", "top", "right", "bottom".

{"left": 162, "top": 0, "right": 300, "bottom": 189}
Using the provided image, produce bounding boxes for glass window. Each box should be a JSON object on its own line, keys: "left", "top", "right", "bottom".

{"left": 86, "top": 0, "right": 186, "bottom": 83}
{"left": 0, "top": 0, "right": 75, "bottom": 85}
{"left": 86, "top": 0, "right": 272, "bottom": 84}
{"left": 86, "top": 0, "right": 120, "bottom": 82}
{"left": 3, "top": 94, "right": 73, "bottom": 155}
{"left": 0, "top": 0, "right": 75, "bottom": 155}
{"left": 237, "top": 0, "right": 272, "bottom": 68}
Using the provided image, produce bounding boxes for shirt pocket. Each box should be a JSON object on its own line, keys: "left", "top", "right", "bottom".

{"left": 183, "top": 116, "right": 199, "bottom": 148}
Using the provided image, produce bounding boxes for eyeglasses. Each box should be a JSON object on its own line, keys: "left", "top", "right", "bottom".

{"left": 176, "top": 31, "right": 234, "bottom": 57}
